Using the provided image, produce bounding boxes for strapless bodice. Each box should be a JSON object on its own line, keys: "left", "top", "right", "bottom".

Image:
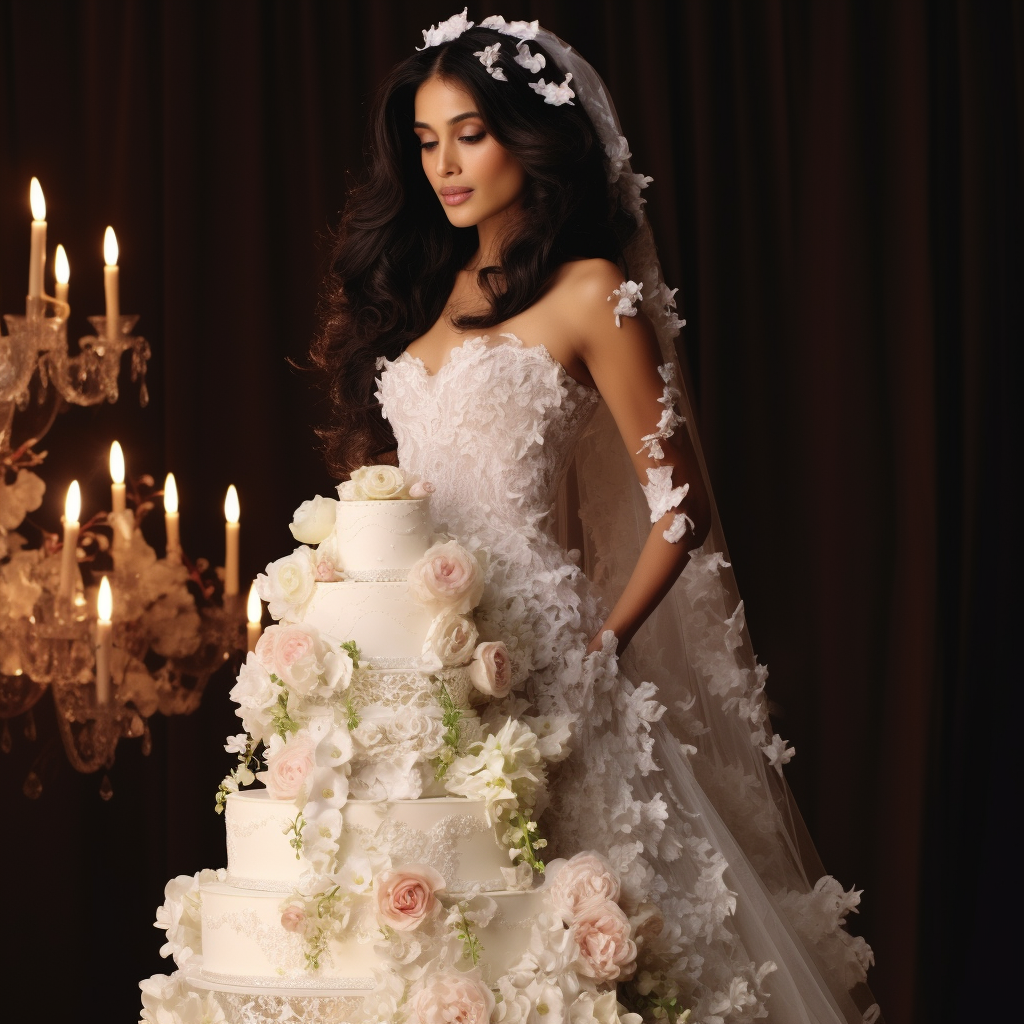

{"left": 376, "top": 334, "right": 599, "bottom": 548}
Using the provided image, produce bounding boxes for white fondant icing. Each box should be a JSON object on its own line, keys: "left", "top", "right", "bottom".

{"left": 303, "top": 581, "right": 433, "bottom": 662}
{"left": 333, "top": 499, "right": 431, "bottom": 574}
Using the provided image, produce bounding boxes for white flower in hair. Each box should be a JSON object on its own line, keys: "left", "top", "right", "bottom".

{"left": 480, "top": 15, "right": 540, "bottom": 40}
{"left": 475, "top": 42, "right": 507, "bottom": 80}
{"left": 608, "top": 279, "right": 643, "bottom": 326}
{"left": 417, "top": 7, "right": 474, "bottom": 50}
{"left": 529, "top": 72, "right": 575, "bottom": 106}
{"left": 514, "top": 41, "right": 546, "bottom": 73}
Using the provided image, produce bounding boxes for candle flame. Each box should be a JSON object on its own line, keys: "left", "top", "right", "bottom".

{"left": 30, "top": 177, "right": 46, "bottom": 221}
{"left": 110, "top": 441, "right": 125, "bottom": 484}
{"left": 54, "top": 244, "right": 70, "bottom": 284}
{"left": 104, "top": 226, "right": 119, "bottom": 267}
{"left": 164, "top": 473, "right": 179, "bottom": 514}
{"left": 65, "top": 480, "right": 81, "bottom": 523}
{"left": 247, "top": 582, "right": 262, "bottom": 625}
{"left": 225, "top": 485, "right": 240, "bottom": 524}
{"left": 98, "top": 575, "right": 113, "bottom": 622}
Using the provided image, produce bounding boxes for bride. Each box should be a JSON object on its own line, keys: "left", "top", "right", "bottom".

{"left": 310, "top": 12, "right": 881, "bottom": 1024}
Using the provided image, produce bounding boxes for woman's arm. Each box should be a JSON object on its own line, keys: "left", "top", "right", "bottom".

{"left": 557, "top": 260, "right": 711, "bottom": 654}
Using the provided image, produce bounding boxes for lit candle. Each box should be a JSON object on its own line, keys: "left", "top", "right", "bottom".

{"left": 54, "top": 244, "right": 70, "bottom": 308}
{"left": 110, "top": 441, "right": 126, "bottom": 515}
{"left": 246, "top": 582, "right": 262, "bottom": 652}
{"left": 164, "top": 472, "right": 180, "bottom": 563}
{"left": 58, "top": 480, "right": 81, "bottom": 601}
{"left": 95, "top": 576, "right": 113, "bottom": 705}
{"left": 103, "top": 226, "right": 119, "bottom": 343}
{"left": 27, "top": 177, "right": 46, "bottom": 316}
{"left": 224, "top": 485, "right": 240, "bottom": 597}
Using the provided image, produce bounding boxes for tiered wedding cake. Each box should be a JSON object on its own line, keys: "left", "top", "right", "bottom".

{"left": 141, "top": 466, "right": 648, "bottom": 1024}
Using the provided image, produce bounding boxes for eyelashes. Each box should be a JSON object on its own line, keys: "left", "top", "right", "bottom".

{"left": 418, "top": 132, "right": 487, "bottom": 151}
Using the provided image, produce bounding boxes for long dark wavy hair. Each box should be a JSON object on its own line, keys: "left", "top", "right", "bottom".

{"left": 309, "top": 26, "right": 634, "bottom": 478}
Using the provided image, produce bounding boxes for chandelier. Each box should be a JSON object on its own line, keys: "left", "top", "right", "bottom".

{"left": 0, "top": 178, "right": 258, "bottom": 799}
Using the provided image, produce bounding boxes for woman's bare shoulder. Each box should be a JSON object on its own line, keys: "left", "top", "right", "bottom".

{"left": 548, "top": 258, "right": 626, "bottom": 303}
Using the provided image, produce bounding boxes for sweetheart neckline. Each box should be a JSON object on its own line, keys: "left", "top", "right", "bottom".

{"left": 393, "top": 333, "right": 598, "bottom": 394}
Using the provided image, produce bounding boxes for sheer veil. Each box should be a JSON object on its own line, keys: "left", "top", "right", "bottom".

{"left": 534, "top": 24, "right": 883, "bottom": 1024}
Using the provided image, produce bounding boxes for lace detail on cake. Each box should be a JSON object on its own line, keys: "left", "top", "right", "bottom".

{"left": 204, "top": 907, "right": 306, "bottom": 973}
{"left": 225, "top": 810, "right": 291, "bottom": 869}
{"left": 345, "top": 814, "right": 504, "bottom": 893}
{"left": 213, "top": 991, "right": 367, "bottom": 1023}
{"left": 199, "top": 967, "right": 375, "bottom": 992}
{"left": 347, "top": 667, "right": 473, "bottom": 711}
{"left": 222, "top": 875, "right": 293, "bottom": 893}
{"left": 339, "top": 568, "right": 409, "bottom": 583}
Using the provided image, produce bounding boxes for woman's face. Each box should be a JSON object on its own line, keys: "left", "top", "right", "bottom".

{"left": 413, "top": 75, "right": 527, "bottom": 233}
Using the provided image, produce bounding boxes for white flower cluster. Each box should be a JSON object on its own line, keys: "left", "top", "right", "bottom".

{"left": 608, "top": 279, "right": 643, "bottom": 327}
{"left": 529, "top": 73, "right": 576, "bottom": 106}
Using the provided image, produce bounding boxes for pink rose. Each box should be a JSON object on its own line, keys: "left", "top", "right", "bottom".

{"left": 375, "top": 864, "right": 447, "bottom": 931}
{"left": 548, "top": 852, "right": 622, "bottom": 916}
{"left": 409, "top": 480, "right": 435, "bottom": 499}
{"left": 255, "top": 623, "right": 349, "bottom": 696}
{"left": 410, "top": 972, "right": 495, "bottom": 1024}
{"left": 407, "top": 540, "right": 484, "bottom": 613}
{"left": 315, "top": 558, "right": 338, "bottom": 582}
{"left": 468, "top": 641, "right": 512, "bottom": 698}
{"left": 280, "top": 903, "right": 306, "bottom": 933}
{"left": 258, "top": 733, "right": 316, "bottom": 801}
{"left": 572, "top": 899, "right": 638, "bottom": 982}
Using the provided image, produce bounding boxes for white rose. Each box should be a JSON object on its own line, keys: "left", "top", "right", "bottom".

{"left": 228, "top": 652, "right": 278, "bottom": 744}
{"left": 350, "top": 464, "right": 407, "bottom": 500}
{"left": 407, "top": 540, "right": 484, "bottom": 613}
{"left": 288, "top": 495, "right": 338, "bottom": 544}
{"left": 423, "top": 610, "right": 479, "bottom": 668}
{"left": 388, "top": 708, "right": 445, "bottom": 752}
{"left": 255, "top": 546, "right": 317, "bottom": 621}
{"left": 468, "top": 641, "right": 512, "bottom": 698}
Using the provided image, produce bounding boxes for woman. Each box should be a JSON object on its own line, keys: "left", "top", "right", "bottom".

{"left": 312, "top": 13, "right": 881, "bottom": 1024}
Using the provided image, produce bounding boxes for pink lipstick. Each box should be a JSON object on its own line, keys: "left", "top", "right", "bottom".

{"left": 440, "top": 187, "right": 473, "bottom": 206}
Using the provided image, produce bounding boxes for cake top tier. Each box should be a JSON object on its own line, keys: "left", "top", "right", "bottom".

{"left": 287, "top": 465, "right": 435, "bottom": 578}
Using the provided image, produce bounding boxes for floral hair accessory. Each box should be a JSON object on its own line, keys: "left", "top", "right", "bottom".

{"left": 475, "top": 42, "right": 507, "bottom": 80}
{"left": 480, "top": 15, "right": 540, "bottom": 40}
{"left": 514, "top": 41, "right": 545, "bottom": 73}
{"left": 417, "top": 7, "right": 473, "bottom": 50}
{"left": 528, "top": 72, "right": 575, "bottom": 106}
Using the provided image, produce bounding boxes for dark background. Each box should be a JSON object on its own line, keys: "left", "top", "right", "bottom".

{"left": 0, "top": 1, "right": 1018, "bottom": 1022}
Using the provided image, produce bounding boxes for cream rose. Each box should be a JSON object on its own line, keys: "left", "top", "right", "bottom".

{"left": 572, "top": 899, "right": 637, "bottom": 982}
{"left": 407, "top": 540, "right": 484, "bottom": 613}
{"left": 255, "top": 546, "right": 316, "bottom": 621}
{"left": 549, "top": 851, "right": 622, "bottom": 916}
{"left": 258, "top": 732, "right": 317, "bottom": 801}
{"left": 410, "top": 972, "right": 495, "bottom": 1024}
{"left": 468, "top": 641, "right": 512, "bottom": 698}
{"left": 423, "top": 610, "right": 479, "bottom": 668}
{"left": 288, "top": 495, "right": 337, "bottom": 545}
{"left": 351, "top": 464, "right": 408, "bottom": 500}
{"left": 374, "top": 864, "right": 446, "bottom": 931}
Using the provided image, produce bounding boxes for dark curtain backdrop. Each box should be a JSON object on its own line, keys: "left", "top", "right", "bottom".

{"left": 0, "top": 2, "right": 1017, "bottom": 1022}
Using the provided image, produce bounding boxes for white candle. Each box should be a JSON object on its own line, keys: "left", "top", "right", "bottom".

{"left": 109, "top": 441, "right": 126, "bottom": 515}
{"left": 54, "top": 243, "right": 70, "bottom": 308}
{"left": 58, "top": 480, "right": 81, "bottom": 601}
{"left": 103, "top": 226, "right": 119, "bottom": 343}
{"left": 224, "top": 485, "right": 240, "bottom": 597}
{"left": 27, "top": 177, "right": 46, "bottom": 316}
{"left": 164, "top": 472, "right": 180, "bottom": 563}
{"left": 246, "top": 582, "right": 262, "bottom": 652}
{"left": 95, "top": 576, "right": 113, "bottom": 705}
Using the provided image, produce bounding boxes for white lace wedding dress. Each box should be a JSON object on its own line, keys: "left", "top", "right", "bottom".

{"left": 377, "top": 333, "right": 879, "bottom": 1024}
